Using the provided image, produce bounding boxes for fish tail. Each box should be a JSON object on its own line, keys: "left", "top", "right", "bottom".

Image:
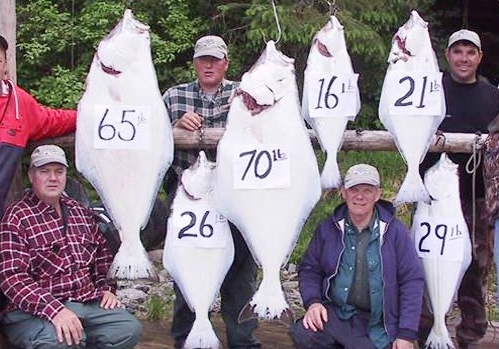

{"left": 424, "top": 327, "right": 453, "bottom": 349}
{"left": 107, "top": 243, "right": 157, "bottom": 280}
{"left": 394, "top": 169, "right": 430, "bottom": 206}
{"left": 184, "top": 318, "right": 221, "bottom": 349}
{"left": 320, "top": 156, "right": 342, "bottom": 189}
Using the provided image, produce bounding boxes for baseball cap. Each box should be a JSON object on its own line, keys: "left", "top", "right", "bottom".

{"left": 344, "top": 164, "right": 380, "bottom": 189}
{"left": 447, "top": 29, "right": 481, "bottom": 50}
{"left": 30, "top": 145, "right": 68, "bottom": 168}
{"left": 193, "top": 35, "right": 228, "bottom": 59}
{"left": 0, "top": 35, "right": 7, "bottom": 51}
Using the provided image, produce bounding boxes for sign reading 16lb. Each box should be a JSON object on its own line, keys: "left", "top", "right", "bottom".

{"left": 386, "top": 71, "right": 443, "bottom": 116}
{"left": 93, "top": 104, "right": 151, "bottom": 149}
{"left": 413, "top": 216, "right": 468, "bottom": 262}
{"left": 232, "top": 143, "right": 290, "bottom": 189}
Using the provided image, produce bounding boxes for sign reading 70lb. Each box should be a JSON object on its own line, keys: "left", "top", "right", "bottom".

{"left": 93, "top": 104, "right": 151, "bottom": 149}
{"left": 413, "top": 216, "right": 469, "bottom": 262}
{"left": 386, "top": 71, "right": 443, "bottom": 116}
{"left": 232, "top": 144, "right": 290, "bottom": 189}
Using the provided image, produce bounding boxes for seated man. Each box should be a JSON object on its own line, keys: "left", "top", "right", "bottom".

{"left": 291, "top": 164, "right": 424, "bottom": 349}
{"left": 0, "top": 145, "right": 142, "bottom": 348}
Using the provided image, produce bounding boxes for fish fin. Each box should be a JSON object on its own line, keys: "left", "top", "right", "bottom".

{"left": 238, "top": 303, "right": 259, "bottom": 323}
{"left": 394, "top": 169, "right": 430, "bottom": 206}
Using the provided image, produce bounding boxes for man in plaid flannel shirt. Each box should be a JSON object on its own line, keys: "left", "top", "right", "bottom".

{"left": 0, "top": 145, "right": 142, "bottom": 348}
{"left": 163, "top": 35, "right": 261, "bottom": 349}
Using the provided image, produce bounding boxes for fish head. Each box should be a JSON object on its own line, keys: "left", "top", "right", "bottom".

{"left": 180, "top": 151, "right": 216, "bottom": 199}
{"left": 424, "top": 153, "right": 459, "bottom": 201}
{"left": 312, "top": 15, "right": 346, "bottom": 61}
{"left": 96, "top": 9, "right": 150, "bottom": 76}
{"left": 387, "top": 10, "right": 435, "bottom": 67}
{"left": 238, "top": 41, "right": 295, "bottom": 115}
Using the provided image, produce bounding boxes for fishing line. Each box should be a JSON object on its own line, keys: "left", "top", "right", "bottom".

{"left": 270, "top": 0, "right": 282, "bottom": 44}
{"left": 465, "top": 134, "right": 482, "bottom": 259}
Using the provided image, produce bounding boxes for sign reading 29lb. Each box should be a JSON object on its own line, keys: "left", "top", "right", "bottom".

{"left": 414, "top": 217, "right": 468, "bottom": 262}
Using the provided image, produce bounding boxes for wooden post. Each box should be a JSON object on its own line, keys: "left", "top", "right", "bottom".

{"left": 0, "top": 1, "right": 22, "bottom": 206}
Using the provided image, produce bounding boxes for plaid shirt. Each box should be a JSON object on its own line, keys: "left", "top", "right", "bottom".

{"left": 0, "top": 191, "right": 114, "bottom": 321}
{"left": 163, "top": 79, "right": 238, "bottom": 176}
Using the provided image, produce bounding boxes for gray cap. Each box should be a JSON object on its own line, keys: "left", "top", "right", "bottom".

{"left": 30, "top": 145, "right": 68, "bottom": 168}
{"left": 344, "top": 164, "right": 380, "bottom": 189}
{"left": 447, "top": 29, "right": 481, "bottom": 50}
{"left": 193, "top": 35, "right": 228, "bottom": 59}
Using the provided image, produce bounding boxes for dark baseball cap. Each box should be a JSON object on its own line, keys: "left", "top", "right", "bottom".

{"left": 0, "top": 35, "right": 8, "bottom": 51}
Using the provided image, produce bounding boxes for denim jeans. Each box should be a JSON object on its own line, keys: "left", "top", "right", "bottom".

{"left": 171, "top": 224, "right": 261, "bottom": 349}
{"left": 2, "top": 301, "right": 142, "bottom": 349}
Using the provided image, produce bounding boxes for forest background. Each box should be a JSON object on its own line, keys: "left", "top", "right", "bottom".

{"left": 10, "top": 0, "right": 499, "bottom": 259}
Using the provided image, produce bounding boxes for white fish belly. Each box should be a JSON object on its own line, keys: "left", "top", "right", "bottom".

{"left": 215, "top": 92, "right": 321, "bottom": 320}
{"left": 76, "top": 20, "right": 173, "bottom": 279}
{"left": 164, "top": 190, "right": 234, "bottom": 349}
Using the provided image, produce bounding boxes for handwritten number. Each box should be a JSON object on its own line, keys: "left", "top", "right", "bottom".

{"left": 315, "top": 77, "right": 339, "bottom": 110}
{"left": 98, "top": 108, "right": 138, "bottom": 142}
{"left": 178, "top": 211, "right": 197, "bottom": 238}
{"left": 416, "top": 76, "right": 427, "bottom": 109}
{"left": 240, "top": 150, "right": 256, "bottom": 181}
{"left": 118, "top": 110, "right": 137, "bottom": 141}
{"left": 98, "top": 109, "right": 116, "bottom": 140}
{"left": 418, "top": 222, "right": 431, "bottom": 253}
{"left": 178, "top": 211, "right": 214, "bottom": 239}
{"left": 435, "top": 224, "right": 447, "bottom": 255}
{"left": 254, "top": 151, "right": 272, "bottom": 179}
{"left": 394, "top": 75, "right": 429, "bottom": 109}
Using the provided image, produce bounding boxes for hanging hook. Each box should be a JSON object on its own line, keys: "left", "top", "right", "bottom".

{"left": 270, "top": 0, "right": 282, "bottom": 44}
{"left": 327, "top": 1, "right": 339, "bottom": 17}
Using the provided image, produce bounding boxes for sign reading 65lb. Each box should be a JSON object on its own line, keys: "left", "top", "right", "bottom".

{"left": 413, "top": 216, "right": 469, "bottom": 262}
{"left": 232, "top": 144, "right": 290, "bottom": 189}
{"left": 386, "top": 71, "right": 443, "bottom": 116}
{"left": 93, "top": 104, "right": 151, "bottom": 149}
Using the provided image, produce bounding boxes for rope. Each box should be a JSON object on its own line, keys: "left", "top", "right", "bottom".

{"left": 465, "top": 134, "right": 483, "bottom": 259}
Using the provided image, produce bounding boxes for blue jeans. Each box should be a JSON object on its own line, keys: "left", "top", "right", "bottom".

{"left": 2, "top": 301, "right": 142, "bottom": 349}
{"left": 171, "top": 224, "right": 260, "bottom": 349}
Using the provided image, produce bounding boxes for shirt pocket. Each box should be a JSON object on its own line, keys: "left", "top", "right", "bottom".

{"left": 72, "top": 234, "right": 98, "bottom": 265}
{"left": 0, "top": 112, "right": 23, "bottom": 143}
{"left": 31, "top": 238, "right": 67, "bottom": 278}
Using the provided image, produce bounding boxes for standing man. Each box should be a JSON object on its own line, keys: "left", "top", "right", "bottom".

{"left": 418, "top": 29, "right": 499, "bottom": 349}
{"left": 163, "top": 35, "right": 260, "bottom": 349}
{"left": 0, "top": 34, "right": 76, "bottom": 216}
{"left": 0, "top": 145, "right": 142, "bottom": 348}
{"left": 291, "top": 164, "right": 424, "bottom": 349}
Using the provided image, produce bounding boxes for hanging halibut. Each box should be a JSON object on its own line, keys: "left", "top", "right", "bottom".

{"left": 76, "top": 9, "right": 173, "bottom": 279}
{"left": 164, "top": 151, "right": 234, "bottom": 349}
{"left": 379, "top": 10, "right": 446, "bottom": 205}
{"left": 411, "top": 153, "right": 471, "bottom": 349}
{"left": 302, "top": 15, "right": 360, "bottom": 189}
{"left": 214, "top": 41, "right": 321, "bottom": 323}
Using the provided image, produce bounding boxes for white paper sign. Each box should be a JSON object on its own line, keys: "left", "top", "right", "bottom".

{"left": 93, "top": 105, "right": 151, "bottom": 149}
{"left": 170, "top": 207, "right": 230, "bottom": 248}
{"left": 232, "top": 144, "right": 290, "bottom": 189}
{"left": 413, "top": 216, "right": 468, "bottom": 261}
{"left": 308, "top": 73, "right": 360, "bottom": 120}
{"left": 386, "top": 71, "right": 443, "bottom": 116}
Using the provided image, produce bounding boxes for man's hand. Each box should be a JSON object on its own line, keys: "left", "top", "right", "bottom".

{"left": 174, "top": 112, "right": 203, "bottom": 131}
{"left": 100, "top": 290, "right": 121, "bottom": 310}
{"left": 51, "top": 308, "right": 84, "bottom": 346}
{"left": 392, "top": 338, "right": 414, "bottom": 349}
{"left": 302, "top": 303, "right": 328, "bottom": 332}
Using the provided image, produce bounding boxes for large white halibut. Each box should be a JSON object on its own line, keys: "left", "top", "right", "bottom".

{"left": 411, "top": 153, "right": 471, "bottom": 349}
{"left": 214, "top": 41, "right": 321, "bottom": 322}
{"left": 164, "top": 151, "right": 234, "bottom": 349}
{"left": 76, "top": 9, "right": 173, "bottom": 279}
{"left": 379, "top": 10, "right": 446, "bottom": 205}
{"left": 302, "top": 15, "right": 360, "bottom": 189}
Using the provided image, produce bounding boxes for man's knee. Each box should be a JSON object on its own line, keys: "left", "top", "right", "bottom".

{"left": 290, "top": 320, "right": 315, "bottom": 349}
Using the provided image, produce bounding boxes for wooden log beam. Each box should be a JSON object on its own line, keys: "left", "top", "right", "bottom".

{"left": 33, "top": 129, "right": 488, "bottom": 154}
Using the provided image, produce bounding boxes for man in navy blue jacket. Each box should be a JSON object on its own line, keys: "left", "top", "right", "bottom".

{"left": 291, "top": 164, "right": 424, "bottom": 349}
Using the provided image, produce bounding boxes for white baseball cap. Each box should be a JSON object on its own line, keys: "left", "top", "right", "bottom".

{"left": 344, "top": 164, "right": 380, "bottom": 189}
{"left": 30, "top": 145, "right": 68, "bottom": 168}
{"left": 447, "top": 29, "right": 481, "bottom": 50}
{"left": 193, "top": 35, "right": 228, "bottom": 59}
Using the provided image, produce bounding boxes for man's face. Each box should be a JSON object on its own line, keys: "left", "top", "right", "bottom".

{"left": 28, "top": 163, "right": 67, "bottom": 204}
{"left": 446, "top": 42, "right": 483, "bottom": 84}
{"left": 194, "top": 55, "right": 229, "bottom": 91}
{"left": 0, "top": 48, "right": 6, "bottom": 80}
{"left": 341, "top": 184, "right": 381, "bottom": 219}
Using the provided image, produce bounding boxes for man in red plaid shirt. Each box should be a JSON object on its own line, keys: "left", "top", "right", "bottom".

{"left": 0, "top": 145, "right": 142, "bottom": 348}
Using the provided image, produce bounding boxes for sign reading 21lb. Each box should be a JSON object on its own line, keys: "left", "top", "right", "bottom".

{"left": 411, "top": 153, "right": 471, "bottom": 349}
